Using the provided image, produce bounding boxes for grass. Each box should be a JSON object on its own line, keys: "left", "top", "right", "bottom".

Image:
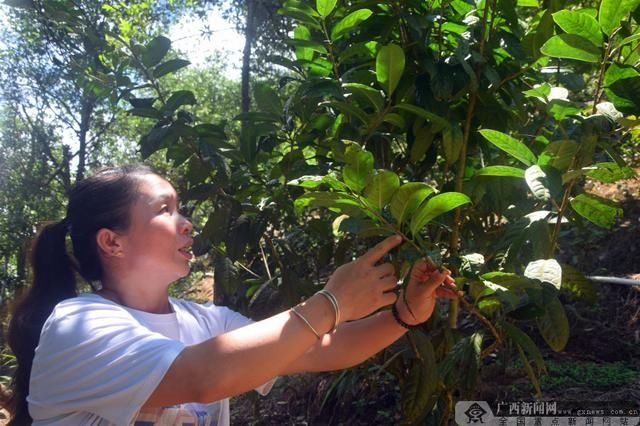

{"left": 539, "top": 360, "right": 638, "bottom": 390}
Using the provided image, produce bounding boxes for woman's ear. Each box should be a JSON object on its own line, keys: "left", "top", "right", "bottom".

{"left": 96, "top": 228, "right": 125, "bottom": 258}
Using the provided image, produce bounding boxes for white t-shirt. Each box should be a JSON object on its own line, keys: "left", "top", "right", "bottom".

{"left": 28, "top": 293, "right": 276, "bottom": 425}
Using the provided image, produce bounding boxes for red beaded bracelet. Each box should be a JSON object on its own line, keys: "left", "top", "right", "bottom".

{"left": 391, "top": 302, "right": 419, "bottom": 329}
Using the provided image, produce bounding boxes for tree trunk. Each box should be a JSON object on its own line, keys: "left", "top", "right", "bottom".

{"left": 76, "top": 94, "right": 96, "bottom": 182}
{"left": 241, "top": 0, "right": 257, "bottom": 114}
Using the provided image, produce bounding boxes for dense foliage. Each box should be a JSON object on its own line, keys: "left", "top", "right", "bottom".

{"left": 2, "top": 0, "right": 640, "bottom": 423}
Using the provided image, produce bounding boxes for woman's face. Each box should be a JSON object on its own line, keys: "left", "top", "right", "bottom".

{"left": 120, "top": 174, "right": 194, "bottom": 284}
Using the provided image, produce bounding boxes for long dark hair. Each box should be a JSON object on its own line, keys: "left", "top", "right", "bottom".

{"left": 3, "top": 164, "right": 154, "bottom": 424}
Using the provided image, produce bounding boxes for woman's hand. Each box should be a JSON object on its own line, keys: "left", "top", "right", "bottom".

{"left": 324, "top": 235, "right": 402, "bottom": 323}
{"left": 395, "top": 258, "right": 460, "bottom": 325}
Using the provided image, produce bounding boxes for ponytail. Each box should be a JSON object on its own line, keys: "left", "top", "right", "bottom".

{"left": 5, "top": 219, "right": 78, "bottom": 425}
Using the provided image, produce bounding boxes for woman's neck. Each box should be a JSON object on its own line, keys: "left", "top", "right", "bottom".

{"left": 97, "top": 285, "right": 173, "bottom": 314}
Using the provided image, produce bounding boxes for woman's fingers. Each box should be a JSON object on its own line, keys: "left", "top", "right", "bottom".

{"left": 372, "top": 262, "right": 395, "bottom": 278}
{"left": 360, "top": 235, "right": 402, "bottom": 266}
{"left": 435, "top": 287, "right": 460, "bottom": 300}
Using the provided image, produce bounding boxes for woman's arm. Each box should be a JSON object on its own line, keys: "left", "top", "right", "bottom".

{"left": 282, "top": 309, "right": 407, "bottom": 374}
{"left": 143, "top": 236, "right": 402, "bottom": 407}
{"left": 283, "top": 260, "right": 458, "bottom": 374}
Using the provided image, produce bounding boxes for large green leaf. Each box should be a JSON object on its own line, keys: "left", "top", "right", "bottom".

{"left": 376, "top": 44, "right": 405, "bottom": 96}
{"left": 537, "top": 140, "right": 578, "bottom": 171}
{"left": 540, "top": 34, "right": 601, "bottom": 62}
{"left": 475, "top": 166, "right": 525, "bottom": 177}
{"left": 343, "top": 145, "right": 374, "bottom": 192}
{"left": 390, "top": 183, "right": 435, "bottom": 225}
{"left": 363, "top": 170, "right": 400, "bottom": 209}
{"left": 316, "top": 0, "right": 337, "bottom": 17}
{"left": 342, "top": 83, "right": 384, "bottom": 111}
{"left": 525, "top": 165, "right": 551, "bottom": 201}
{"left": 214, "top": 255, "right": 239, "bottom": 296}
{"left": 536, "top": 286, "right": 569, "bottom": 352}
{"left": 293, "top": 25, "right": 314, "bottom": 61}
{"left": 153, "top": 59, "right": 191, "bottom": 78}
{"left": 443, "top": 124, "right": 463, "bottom": 165}
{"left": 410, "top": 192, "right": 471, "bottom": 235}
{"left": 560, "top": 264, "right": 597, "bottom": 304}
{"left": 162, "top": 90, "right": 196, "bottom": 114}
{"left": 552, "top": 10, "right": 603, "bottom": 46}
{"left": 604, "top": 64, "right": 640, "bottom": 111}
{"left": 330, "top": 9, "right": 373, "bottom": 39}
{"left": 599, "top": 0, "right": 640, "bottom": 36}
{"left": 401, "top": 331, "right": 439, "bottom": 424}
{"left": 253, "top": 83, "right": 282, "bottom": 115}
{"left": 524, "top": 259, "right": 562, "bottom": 289}
{"left": 294, "top": 191, "right": 367, "bottom": 217}
{"left": 395, "top": 104, "right": 449, "bottom": 130}
{"left": 586, "top": 162, "right": 637, "bottom": 183}
{"left": 501, "top": 321, "right": 546, "bottom": 374}
{"left": 570, "top": 193, "right": 622, "bottom": 229}
{"left": 142, "top": 36, "right": 171, "bottom": 67}
{"left": 479, "top": 129, "right": 537, "bottom": 166}
{"left": 480, "top": 272, "right": 541, "bottom": 292}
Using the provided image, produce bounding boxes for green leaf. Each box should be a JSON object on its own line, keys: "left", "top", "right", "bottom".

{"left": 536, "top": 286, "right": 569, "bottom": 352}
{"left": 363, "top": 170, "right": 400, "bottom": 209}
{"left": 288, "top": 175, "right": 348, "bottom": 191}
{"left": 343, "top": 145, "right": 374, "bottom": 192}
{"left": 342, "top": 83, "right": 384, "bottom": 111}
{"left": 325, "top": 101, "right": 370, "bottom": 125}
{"left": 552, "top": 10, "right": 603, "bottom": 46}
{"left": 294, "top": 191, "right": 366, "bottom": 217}
{"left": 390, "top": 183, "right": 435, "bottom": 225}
{"left": 599, "top": 0, "right": 640, "bottom": 36}
{"left": 570, "top": 193, "right": 622, "bottom": 229}
{"left": 480, "top": 272, "right": 541, "bottom": 292}
{"left": 383, "top": 113, "right": 406, "bottom": 129}
{"left": 410, "top": 126, "right": 434, "bottom": 163}
{"left": 537, "top": 140, "right": 578, "bottom": 171}
{"left": 153, "top": 59, "right": 191, "bottom": 78}
{"left": 560, "top": 264, "right": 597, "bottom": 304}
{"left": 376, "top": 44, "right": 405, "bottom": 96}
{"left": 128, "top": 107, "right": 161, "bottom": 119}
{"left": 479, "top": 129, "right": 537, "bottom": 166}
{"left": 475, "top": 166, "right": 525, "bottom": 177}
{"left": 604, "top": 64, "right": 640, "bottom": 111}
{"left": 442, "top": 124, "right": 463, "bottom": 165}
{"left": 410, "top": 192, "right": 471, "bottom": 235}
{"left": 394, "top": 104, "right": 450, "bottom": 130}
{"left": 142, "top": 36, "right": 171, "bottom": 67}
{"left": 524, "top": 259, "right": 562, "bottom": 289}
{"left": 540, "top": 34, "right": 601, "bottom": 63}
{"left": 330, "top": 9, "right": 373, "bottom": 39}
{"left": 501, "top": 321, "right": 546, "bottom": 374}
{"left": 253, "top": 83, "right": 282, "bottom": 115}
{"left": 585, "top": 162, "right": 637, "bottom": 183}
{"left": 401, "top": 332, "right": 439, "bottom": 424}
{"left": 525, "top": 165, "right": 550, "bottom": 201}
{"left": 292, "top": 25, "right": 314, "bottom": 61}
{"left": 316, "top": 0, "right": 337, "bottom": 17}
{"left": 214, "top": 255, "right": 239, "bottom": 296}
{"left": 162, "top": 90, "right": 196, "bottom": 113}
{"left": 548, "top": 100, "right": 582, "bottom": 121}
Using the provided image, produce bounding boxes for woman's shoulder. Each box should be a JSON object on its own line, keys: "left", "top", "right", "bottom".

{"left": 52, "top": 293, "right": 127, "bottom": 317}
{"left": 43, "top": 293, "right": 137, "bottom": 336}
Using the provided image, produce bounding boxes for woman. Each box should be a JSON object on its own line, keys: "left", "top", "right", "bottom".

{"left": 4, "top": 164, "right": 457, "bottom": 425}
